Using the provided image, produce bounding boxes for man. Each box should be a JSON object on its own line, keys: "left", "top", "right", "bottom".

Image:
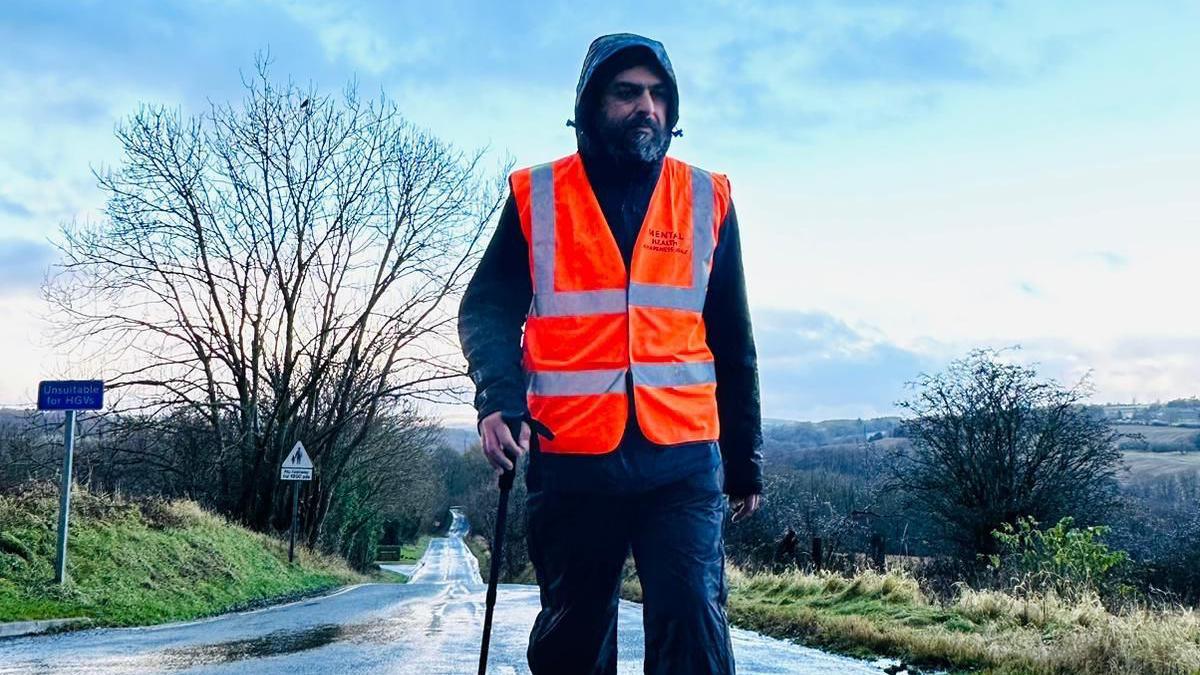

{"left": 459, "top": 33, "right": 763, "bottom": 674}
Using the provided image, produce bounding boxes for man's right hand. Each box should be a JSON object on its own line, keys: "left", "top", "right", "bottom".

{"left": 478, "top": 411, "right": 530, "bottom": 475}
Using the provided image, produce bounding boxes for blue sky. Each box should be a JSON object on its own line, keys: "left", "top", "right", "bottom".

{"left": 1, "top": 1, "right": 1198, "bottom": 421}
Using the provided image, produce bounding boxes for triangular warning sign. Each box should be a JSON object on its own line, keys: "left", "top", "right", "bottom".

{"left": 284, "top": 441, "right": 313, "bottom": 470}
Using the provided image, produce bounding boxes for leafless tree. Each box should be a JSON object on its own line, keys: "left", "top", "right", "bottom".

{"left": 44, "top": 57, "right": 505, "bottom": 540}
{"left": 317, "top": 408, "right": 447, "bottom": 565}
{"left": 890, "top": 349, "right": 1122, "bottom": 558}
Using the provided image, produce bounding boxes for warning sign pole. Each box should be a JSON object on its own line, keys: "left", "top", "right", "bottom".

{"left": 289, "top": 480, "right": 300, "bottom": 563}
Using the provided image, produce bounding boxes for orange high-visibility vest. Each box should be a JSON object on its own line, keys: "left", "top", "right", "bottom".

{"left": 510, "top": 153, "right": 731, "bottom": 454}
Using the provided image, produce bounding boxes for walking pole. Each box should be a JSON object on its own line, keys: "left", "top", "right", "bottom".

{"left": 477, "top": 421, "right": 520, "bottom": 675}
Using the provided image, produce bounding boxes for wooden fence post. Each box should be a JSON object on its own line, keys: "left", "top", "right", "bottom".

{"left": 870, "top": 533, "right": 885, "bottom": 571}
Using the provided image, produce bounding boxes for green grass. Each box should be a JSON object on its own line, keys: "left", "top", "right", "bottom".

{"left": 0, "top": 482, "right": 364, "bottom": 627}
{"left": 374, "top": 535, "right": 434, "bottom": 565}
{"left": 396, "top": 535, "right": 433, "bottom": 563}
{"left": 465, "top": 535, "right": 490, "bottom": 577}
{"left": 716, "top": 567, "right": 1200, "bottom": 674}
{"left": 372, "top": 568, "right": 408, "bottom": 583}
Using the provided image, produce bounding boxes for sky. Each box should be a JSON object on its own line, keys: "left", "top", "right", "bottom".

{"left": 1, "top": 0, "right": 1198, "bottom": 422}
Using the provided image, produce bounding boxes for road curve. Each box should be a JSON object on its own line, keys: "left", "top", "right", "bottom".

{"left": 0, "top": 509, "right": 881, "bottom": 674}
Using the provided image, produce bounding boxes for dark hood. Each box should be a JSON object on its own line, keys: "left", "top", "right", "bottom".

{"left": 572, "top": 33, "right": 679, "bottom": 156}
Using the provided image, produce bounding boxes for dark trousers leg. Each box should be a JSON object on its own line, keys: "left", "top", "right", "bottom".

{"left": 632, "top": 466, "right": 735, "bottom": 675}
{"left": 526, "top": 488, "right": 630, "bottom": 675}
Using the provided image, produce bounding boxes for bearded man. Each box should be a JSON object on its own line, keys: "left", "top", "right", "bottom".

{"left": 459, "top": 33, "right": 763, "bottom": 675}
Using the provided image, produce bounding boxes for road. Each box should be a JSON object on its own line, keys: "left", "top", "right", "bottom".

{"left": 0, "top": 509, "right": 882, "bottom": 674}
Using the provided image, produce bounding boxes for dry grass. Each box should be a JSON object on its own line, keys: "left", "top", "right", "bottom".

{"left": 725, "top": 565, "right": 1200, "bottom": 674}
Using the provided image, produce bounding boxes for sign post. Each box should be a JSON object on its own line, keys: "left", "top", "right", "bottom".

{"left": 37, "top": 380, "right": 105, "bottom": 584}
{"left": 279, "top": 441, "right": 313, "bottom": 563}
{"left": 55, "top": 410, "right": 76, "bottom": 585}
{"left": 290, "top": 480, "right": 300, "bottom": 563}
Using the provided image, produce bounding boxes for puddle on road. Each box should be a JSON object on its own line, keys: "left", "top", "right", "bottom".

{"left": 161, "top": 624, "right": 345, "bottom": 665}
{"left": 6, "top": 609, "right": 483, "bottom": 673}
{"left": 156, "top": 617, "right": 426, "bottom": 668}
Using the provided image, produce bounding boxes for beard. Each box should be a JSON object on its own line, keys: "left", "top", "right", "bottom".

{"left": 595, "top": 113, "right": 669, "bottom": 164}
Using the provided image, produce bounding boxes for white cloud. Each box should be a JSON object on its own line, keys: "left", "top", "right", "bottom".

{"left": 272, "top": 1, "right": 435, "bottom": 74}
{"left": 0, "top": 1, "right": 1198, "bottom": 416}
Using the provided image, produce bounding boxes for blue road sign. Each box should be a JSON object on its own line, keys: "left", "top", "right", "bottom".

{"left": 38, "top": 380, "right": 105, "bottom": 411}
{"left": 37, "top": 381, "right": 103, "bottom": 582}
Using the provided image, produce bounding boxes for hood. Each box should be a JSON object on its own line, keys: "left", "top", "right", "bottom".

{"left": 572, "top": 33, "right": 680, "bottom": 154}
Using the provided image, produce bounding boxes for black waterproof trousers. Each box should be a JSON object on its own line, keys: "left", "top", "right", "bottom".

{"left": 525, "top": 464, "right": 735, "bottom": 675}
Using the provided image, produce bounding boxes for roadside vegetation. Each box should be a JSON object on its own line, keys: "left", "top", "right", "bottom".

{"left": 619, "top": 517, "right": 1200, "bottom": 673}
{"left": 725, "top": 565, "right": 1200, "bottom": 674}
{"left": 0, "top": 482, "right": 364, "bottom": 626}
{"left": 396, "top": 535, "right": 434, "bottom": 564}
{"left": 464, "top": 533, "right": 537, "bottom": 585}
{"left": 464, "top": 535, "right": 490, "bottom": 577}
{"left": 375, "top": 534, "right": 435, "bottom": 568}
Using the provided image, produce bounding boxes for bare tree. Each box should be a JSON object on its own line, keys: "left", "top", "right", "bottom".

{"left": 890, "top": 349, "right": 1122, "bottom": 558}
{"left": 44, "top": 56, "right": 505, "bottom": 538}
{"left": 317, "top": 408, "right": 446, "bottom": 565}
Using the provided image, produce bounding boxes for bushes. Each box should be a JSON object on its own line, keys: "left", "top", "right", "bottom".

{"left": 989, "top": 517, "right": 1130, "bottom": 600}
{"left": 892, "top": 351, "right": 1122, "bottom": 559}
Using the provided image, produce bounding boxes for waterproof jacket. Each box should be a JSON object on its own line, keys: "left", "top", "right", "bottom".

{"left": 458, "top": 33, "right": 763, "bottom": 497}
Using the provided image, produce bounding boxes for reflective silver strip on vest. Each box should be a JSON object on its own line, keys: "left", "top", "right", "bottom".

{"left": 630, "top": 361, "right": 717, "bottom": 388}
{"left": 627, "top": 165, "right": 715, "bottom": 312}
{"left": 528, "top": 362, "right": 715, "bottom": 396}
{"left": 530, "top": 162, "right": 626, "bottom": 317}
{"left": 527, "top": 368, "right": 627, "bottom": 396}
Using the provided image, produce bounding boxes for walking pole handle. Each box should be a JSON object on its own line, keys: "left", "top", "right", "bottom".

{"left": 478, "top": 420, "right": 521, "bottom": 675}
{"left": 499, "top": 457, "right": 516, "bottom": 492}
{"left": 478, "top": 417, "right": 554, "bottom": 675}
{"left": 498, "top": 415, "right": 529, "bottom": 491}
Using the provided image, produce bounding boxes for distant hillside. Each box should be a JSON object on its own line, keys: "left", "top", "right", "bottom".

{"left": 1121, "top": 450, "right": 1200, "bottom": 481}
{"left": 764, "top": 416, "right": 903, "bottom": 448}
{"left": 757, "top": 415, "right": 1200, "bottom": 483}
{"left": 1115, "top": 423, "right": 1200, "bottom": 452}
{"left": 0, "top": 407, "right": 33, "bottom": 424}
{"left": 1098, "top": 398, "right": 1200, "bottom": 427}
{"left": 439, "top": 425, "right": 479, "bottom": 454}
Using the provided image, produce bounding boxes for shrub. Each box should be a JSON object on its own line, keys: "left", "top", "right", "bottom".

{"left": 989, "top": 516, "right": 1129, "bottom": 599}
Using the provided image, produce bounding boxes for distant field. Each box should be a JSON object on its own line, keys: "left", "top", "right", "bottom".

{"left": 1121, "top": 450, "right": 1200, "bottom": 480}
{"left": 1115, "top": 424, "right": 1200, "bottom": 447}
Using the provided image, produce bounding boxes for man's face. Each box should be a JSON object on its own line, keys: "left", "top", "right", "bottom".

{"left": 596, "top": 64, "right": 671, "bottom": 164}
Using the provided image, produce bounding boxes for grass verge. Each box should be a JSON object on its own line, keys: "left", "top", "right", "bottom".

{"left": 396, "top": 535, "right": 433, "bottom": 564}
{"left": 0, "top": 482, "right": 364, "bottom": 627}
{"left": 721, "top": 566, "right": 1200, "bottom": 674}
{"left": 464, "top": 535, "right": 535, "bottom": 584}
{"left": 465, "top": 534, "right": 490, "bottom": 575}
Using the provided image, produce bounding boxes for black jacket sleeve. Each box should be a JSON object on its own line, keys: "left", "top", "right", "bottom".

{"left": 704, "top": 202, "right": 765, "bottom": 496}
{"left": 458, "top": 193, "right": 532, "bottom": 422}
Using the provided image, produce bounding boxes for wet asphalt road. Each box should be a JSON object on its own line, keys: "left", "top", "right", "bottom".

{"left": 0, "top": 509, "right": 881, "bottom": 674}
